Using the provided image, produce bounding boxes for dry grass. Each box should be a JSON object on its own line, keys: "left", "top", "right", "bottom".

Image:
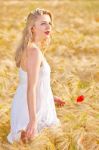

{"left": 0, "top": 0, "right": 99, "bottom": 149}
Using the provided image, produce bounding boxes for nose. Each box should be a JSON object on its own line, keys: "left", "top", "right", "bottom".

{"left": 46, "top": 24, "right": 51, "bottom": 30}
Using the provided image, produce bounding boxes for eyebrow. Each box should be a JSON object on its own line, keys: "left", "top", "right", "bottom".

{"left": 41, "top": 21, "right": 51, "bottom": 23}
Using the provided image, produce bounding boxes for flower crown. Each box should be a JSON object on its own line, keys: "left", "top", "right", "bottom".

{"left": 31, "top": 8, "right": 45, "bottom": 15}
{"left": 25, "top": 8, "right": 48, "bottom": 22}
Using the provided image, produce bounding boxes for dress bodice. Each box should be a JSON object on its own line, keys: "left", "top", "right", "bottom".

{"left": 19, "top": 52, "right": 51, "bottom": 85}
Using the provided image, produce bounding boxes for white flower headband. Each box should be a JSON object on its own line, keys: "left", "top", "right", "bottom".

{"left": 24, "top": 8, "right": 48, "bottom": 22}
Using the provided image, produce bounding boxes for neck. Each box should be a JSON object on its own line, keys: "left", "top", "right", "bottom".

{"left": 32, "top": 39, "right": 46, "bottom": 51}
{"left": 33, "top": 41, "right": 42, "bottom": 49}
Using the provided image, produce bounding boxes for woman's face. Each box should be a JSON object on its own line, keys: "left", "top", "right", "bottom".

{"left": 32, "top": 14, "right": 52, "bottom": 41}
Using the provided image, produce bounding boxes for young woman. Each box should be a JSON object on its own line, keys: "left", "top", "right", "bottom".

{"left": 7, "top": 8, "right": 65, "bottom": 144}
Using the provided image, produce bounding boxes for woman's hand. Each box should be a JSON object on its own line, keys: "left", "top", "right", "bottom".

{"left": 54, "top": 96, "right": 65, "bottom": 107}
{"left": 21, "top": 120, "right": 37, "bottom": 143}
{"left": 26, "top": 120, "right": 37, "bottom": 140}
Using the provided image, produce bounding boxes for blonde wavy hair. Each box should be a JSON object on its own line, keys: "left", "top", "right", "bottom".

{"left": 15, "top": 8, "right": 52, "bottom": 68}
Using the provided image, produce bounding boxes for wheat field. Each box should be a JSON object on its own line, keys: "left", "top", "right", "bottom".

{"left": 0, "top": 0, "right": 99, "bottom": 149}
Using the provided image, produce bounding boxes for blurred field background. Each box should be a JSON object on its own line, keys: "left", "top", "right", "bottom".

{"left": 0, "top": 0, "right": 99, "bottom": 149}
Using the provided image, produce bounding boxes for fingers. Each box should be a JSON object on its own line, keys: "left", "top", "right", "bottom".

{"left": 59, "top": 103, "right": 64, "bottom": 107}
{"left": 26, "top": 125, "right": 31, "bottom": 138}
{"left": 26, "top": 126, "right": 36, "bottom": 139}
{"left": 26, "top": 129, "right": 34, "bottom": 139}
{"left": 57, "top": 101, "right": 65, "bottom": 107}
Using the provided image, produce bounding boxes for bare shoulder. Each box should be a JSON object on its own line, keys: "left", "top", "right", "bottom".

{"left": 26, "top": 46, "right": 42, "bottom": 71}
{"left": 26, "top": 46, "right": 41, "bottom": 58}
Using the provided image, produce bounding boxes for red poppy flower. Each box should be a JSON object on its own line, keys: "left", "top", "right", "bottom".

{"left": 76, "top": 95, "right": 84, "bottom": 102}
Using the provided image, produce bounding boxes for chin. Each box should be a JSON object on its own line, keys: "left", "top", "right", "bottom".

{"left": 45, "top": 35, "right": 50, "bottom": 39}
{"left": 42, "top": 34, "right": 50, "bottom": 41}
{"left": 43, "top": 37, "right": 48, "bottom": 41}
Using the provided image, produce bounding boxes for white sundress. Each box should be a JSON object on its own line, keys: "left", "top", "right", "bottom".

{"left": 7, "top": 50, "right": 61, "bottom": 144}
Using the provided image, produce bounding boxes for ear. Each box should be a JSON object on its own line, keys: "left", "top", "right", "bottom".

{"left": 31, "top": 25, "right": 36, "bottom": 33}
{"left": 31, "top": 26, "right": 34, "bottom": 33}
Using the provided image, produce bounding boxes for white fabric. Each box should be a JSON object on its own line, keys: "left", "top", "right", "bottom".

{"left": 7, "top": 52, "right": 61, "bottom": 144}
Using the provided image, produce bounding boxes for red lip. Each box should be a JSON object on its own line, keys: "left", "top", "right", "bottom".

{"left": 45, "top": 31, "right": 50, "bottom": 35}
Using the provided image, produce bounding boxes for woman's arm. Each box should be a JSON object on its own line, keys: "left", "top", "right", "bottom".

{"left": 25, "top": 46, "right": 41, "bottom": 140}
{"left": 26, "top": 47, "right": 41, "bottom": 122}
